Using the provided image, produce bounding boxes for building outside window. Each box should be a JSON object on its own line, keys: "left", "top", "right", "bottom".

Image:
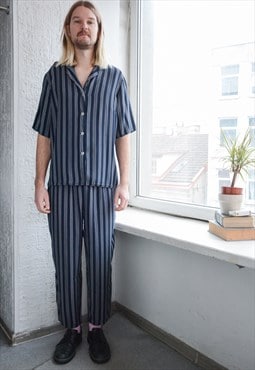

{"left": 130, "top": 0, "right": 255, "bottom": 220}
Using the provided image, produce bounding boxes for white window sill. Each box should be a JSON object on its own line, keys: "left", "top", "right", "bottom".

{"left": 115, "top": 207, "right": 255, "bottom": 269}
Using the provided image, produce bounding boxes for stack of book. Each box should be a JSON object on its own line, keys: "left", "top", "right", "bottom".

{"left": 208, "top": 210, "right": 255, "bottom": 241}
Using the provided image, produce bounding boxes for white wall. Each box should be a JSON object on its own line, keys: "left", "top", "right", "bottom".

{"left": 115, "top": 231, "right": 255, "bottom": 370}
{"left": 0, "top": 0, "right": 14, "bottom": 333}
{"left": 0, "top": 0, "right": 128, "bottom": 336}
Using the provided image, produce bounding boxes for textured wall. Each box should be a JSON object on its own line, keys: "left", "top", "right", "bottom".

{"left": 0, "top": 0, "right": 124, "bottom": 336}
{"left": 0, "top": 0, "right": 14, "bottom": 332}
{"left": 13, "top": 0, "right": 74, "bottom": 335}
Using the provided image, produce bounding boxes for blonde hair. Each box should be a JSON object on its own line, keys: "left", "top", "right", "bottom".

{"left": 58, "top": 1, "right": 107, "bottom": 68}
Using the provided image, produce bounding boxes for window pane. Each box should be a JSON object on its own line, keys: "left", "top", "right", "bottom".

{"left": 248, "top": 168, "right": 255, "bottom": 201}
{"left": 249, "top": 118, "right": 255, "bottom": 146}
{"left": 219, "top": 118, "right": 237, "bottom": 128}
{"left": 222, "top": 76, "right": 238, "bottom": 96}
{"left": 221, "top": 65, "right": 239, "bottom": 75}
{"left": 136, "top": 0, "right": 255, "bottom": 217}
{"left": 252, "top": 64, "right": 255, "bottom": 94}
{"left": 248, "top": 182, "right": 255, "bottom": 201}
{"left": 219, "top": 119, "right": 237, "bottom": 145}
{"left": 249, "top": 117, "right": 255, "bottom": 126}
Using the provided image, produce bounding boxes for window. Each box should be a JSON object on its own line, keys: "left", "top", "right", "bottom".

{"left": 218, "top": 169, "right": 230, "bottom": 192}
{"left": 130, "top": 0, "right": 255, "bottom": 220}
{"left": 219, "top": 118, "right": 237, "bottom": 145}
{"left": 252, "top": 62, "right": 255, "bottom": 95}
{"left": 249, "top": 117, "right": 255, "bottom": 146}
{"left": 221, "top": 65, "right": 239, "bottom": 96}
{"left": 247, "top": 169, "right": 255, "bottom": 202}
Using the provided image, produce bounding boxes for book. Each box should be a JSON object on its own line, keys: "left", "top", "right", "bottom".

{"left": 228, "top": 209, "right": 251, "bottom": 217}
{"left": 215, "top": 210, "right": 255, "bottom": 228}
{"left": 208, "top": 220, "right": 255, "bottom": 241}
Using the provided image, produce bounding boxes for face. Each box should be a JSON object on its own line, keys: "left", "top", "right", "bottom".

{"left": 67, "top": 6, "right": 99, "bottom": 50}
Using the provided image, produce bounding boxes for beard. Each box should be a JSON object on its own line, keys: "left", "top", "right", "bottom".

{"left": 73, "top": 39, "right": 92, "bottom": 50}
{"left": 73, "top": 32, "right": 96, "bottom": 50}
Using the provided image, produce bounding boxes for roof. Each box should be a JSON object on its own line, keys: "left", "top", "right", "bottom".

{"left": 152, "top": 133, "right": 208, "bottom": 184}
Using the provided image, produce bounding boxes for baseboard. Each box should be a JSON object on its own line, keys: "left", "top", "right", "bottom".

{"left": 0, "top": 316, "right": 13, "bottom": 344}
{"left": 0, "top": 314, "right": 88, "bottom": 346}
{"left": 114, "top": 302, "right": 228, "bottom": 370}
{"left": 1, "top": 302, "right": 228, "bottom": 370}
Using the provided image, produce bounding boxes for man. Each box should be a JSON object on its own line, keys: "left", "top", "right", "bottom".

{"left": 33, "top": 0, "right": 135, "bottom": 365}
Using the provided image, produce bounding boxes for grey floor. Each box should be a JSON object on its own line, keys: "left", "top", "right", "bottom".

{"left": 0, "top": 313, "right": 202, "bottom": 370}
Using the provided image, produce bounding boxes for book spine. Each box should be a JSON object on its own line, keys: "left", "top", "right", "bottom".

{"left": 215, "top": 211, "right": 255, "bottom": 228}
{"left": 215, "top": 211, "right": 224, "bottom": 227}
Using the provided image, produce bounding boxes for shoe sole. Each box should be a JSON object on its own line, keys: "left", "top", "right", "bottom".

{"left": 87, "top": 337, "right": 111, "bottom": 364}
{"left": 54, "top": 351, "right": 76, "bottom": 364}
{"left": 88, "top": 350, "right": 111, "bottom": 364}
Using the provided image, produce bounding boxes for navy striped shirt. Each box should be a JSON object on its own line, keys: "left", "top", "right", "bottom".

{"left": 33, "top": 64, "right": 136, "bottom": 188}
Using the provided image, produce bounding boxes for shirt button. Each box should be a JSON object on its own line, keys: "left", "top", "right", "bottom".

{"left": 81, "top": 152, "right": 85, "bottom": 156}
{"left": 81, "top": 132, "right": 85, "bottom": 136}
{"left": 81, "top": 112, "right": 85, "bottom": 116}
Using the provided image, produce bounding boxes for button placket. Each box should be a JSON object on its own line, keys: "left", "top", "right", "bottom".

{"left": 80, "top": 93, "right": 86, "bottom": 161}
{"left": 80, "top": 111, "right": 85, "bottom": 156}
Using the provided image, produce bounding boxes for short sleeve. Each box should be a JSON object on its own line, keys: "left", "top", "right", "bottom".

{"left": 32, "top": 73, "right": 53, "bottom": 138}
{"left": 116, "top": 75, "right": 136, "bottom": 139}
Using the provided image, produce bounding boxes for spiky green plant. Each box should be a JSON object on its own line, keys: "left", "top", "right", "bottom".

{"left": 221, "top": 128, "right": 255, "bottom": 188}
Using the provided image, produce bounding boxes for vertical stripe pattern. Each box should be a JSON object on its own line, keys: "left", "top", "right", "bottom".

{"left": 48, "top": 185, "right": 115, "bottom": 328}
{"left": 32, "top": 64, "right": 136, "bottom": 188}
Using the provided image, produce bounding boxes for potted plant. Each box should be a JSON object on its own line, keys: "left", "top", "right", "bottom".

{"left": 219, "top": 128, "right": 255, "bottom": 214}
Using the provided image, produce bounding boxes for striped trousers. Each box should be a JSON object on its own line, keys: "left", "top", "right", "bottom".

{"left": 48, "top": 185, "right": 115, "bottom": 329}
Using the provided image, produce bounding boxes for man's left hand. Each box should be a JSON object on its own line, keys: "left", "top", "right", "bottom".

{"left": 114, "top": 184, "right": 129, "bottom": 211}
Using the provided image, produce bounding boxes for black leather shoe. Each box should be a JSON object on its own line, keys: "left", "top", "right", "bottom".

{"left": 87, "top": 328, "right": 111, "bottom": 363}
{"left": 53, "top": 329, "right": 82, "bottom": 364}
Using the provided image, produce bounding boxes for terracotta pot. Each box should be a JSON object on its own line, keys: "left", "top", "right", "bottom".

{"left": 221, "top": 186, "right": 243, "bottom": 195}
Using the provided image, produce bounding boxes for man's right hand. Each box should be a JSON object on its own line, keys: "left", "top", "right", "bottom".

{"left": 34, "top": 185, "right": 51, "bottom": 214}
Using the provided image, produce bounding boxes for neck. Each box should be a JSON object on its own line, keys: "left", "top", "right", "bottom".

{"left": 75, "top": 48, "right": 94, "bottom": 69}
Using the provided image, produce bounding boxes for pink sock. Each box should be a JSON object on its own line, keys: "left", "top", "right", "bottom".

{"left": 89, "top": 322, "right": 102, "bottom": 331}
{"left": 73, "top": 325, "right": 81, "bottom": 333}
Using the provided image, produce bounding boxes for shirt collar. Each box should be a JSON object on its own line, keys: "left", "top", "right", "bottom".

{"left": 66, "top": 65, "right": 100, "bottom": 86}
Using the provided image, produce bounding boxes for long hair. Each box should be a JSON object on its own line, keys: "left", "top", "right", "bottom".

{"left": 58, "top": 1, "right": 107, "bottom": 68}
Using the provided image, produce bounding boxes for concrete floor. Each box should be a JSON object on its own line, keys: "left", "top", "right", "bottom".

{"left": 0, "top": 313, "right": 203, "bottom": 370}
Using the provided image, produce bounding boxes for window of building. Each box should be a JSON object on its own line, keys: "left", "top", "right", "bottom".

{"left": 221, "top": 65, "right": 239, "bottom": 96}
{"left": 218, "top": 169, "right": 230, "bottom": 192}
{"left": 247, "top": 168, "right": 255, "bottom": 202}
{"left": 252, "top": 62, "right": 255, "bottom": 95}
{"left": 249, "top": 117, "right": 255, "bottom": 146}
{"left": 129, "top": 0, "right": 255, "bottom": 220}
{"left": 219, "top": 118, "right": 237, "bottom": 145}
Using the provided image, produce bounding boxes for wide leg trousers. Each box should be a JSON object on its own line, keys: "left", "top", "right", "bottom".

{"left": 48, "top": 185, "right": 115, "bottom": 329}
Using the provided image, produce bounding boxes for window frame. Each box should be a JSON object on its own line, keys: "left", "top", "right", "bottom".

{"left": 128, "top": 0, "right": 216, "bottom": 221}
